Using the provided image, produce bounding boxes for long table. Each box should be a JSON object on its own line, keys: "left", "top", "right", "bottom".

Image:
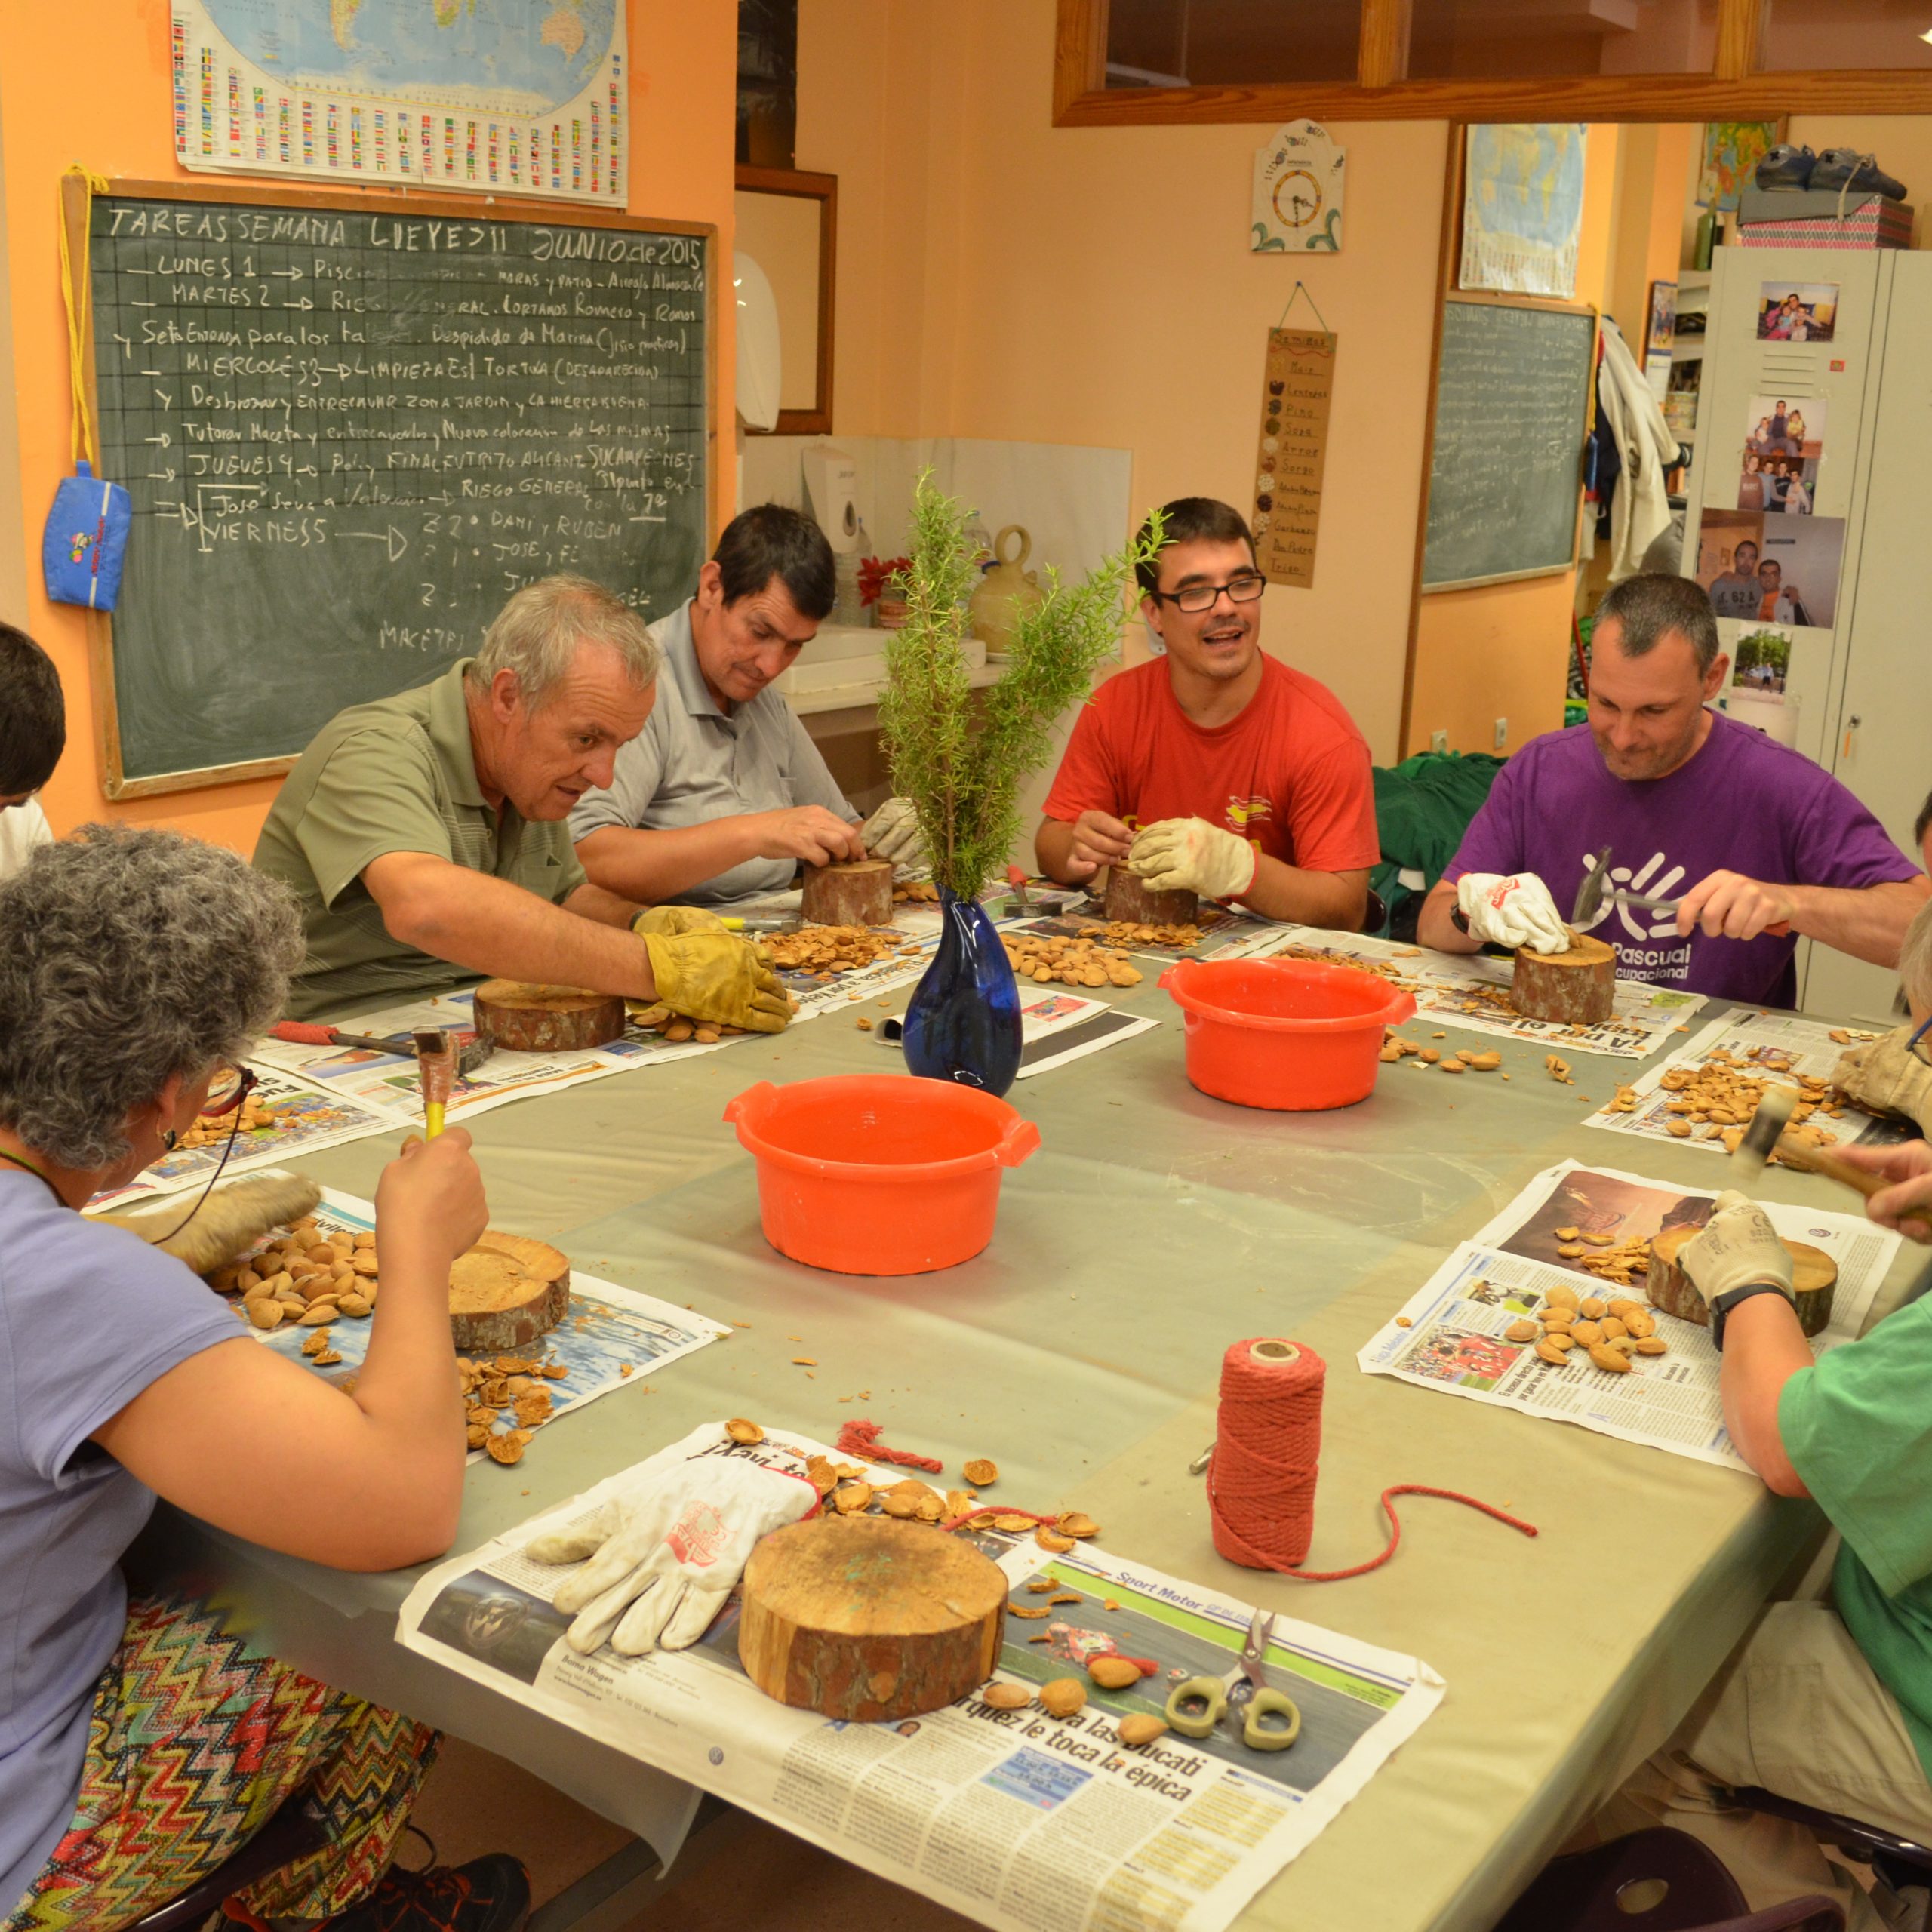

{"left": 146, "top": 968, "right": 1927, "bottom": 1930}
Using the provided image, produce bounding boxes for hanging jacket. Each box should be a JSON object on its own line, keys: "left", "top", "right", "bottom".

{"left": 1594, "top": 316, "right": 1677, "bottom": 582}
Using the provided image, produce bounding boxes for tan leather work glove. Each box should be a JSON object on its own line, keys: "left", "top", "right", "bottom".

{"left": 632, "top": 905, "right": 728, "bottom": 939}
{"left": 860, "top": 796, "right": 928, "bottom": 869}
{"left": 642, "top": 932, "right": 792, "bottom": 1033}
{"left": 1128, "top": 818, "right": 1257, "bottom": 902}
{"left": 1832, "top": 1025, "right": 1932, "bottom": 1135}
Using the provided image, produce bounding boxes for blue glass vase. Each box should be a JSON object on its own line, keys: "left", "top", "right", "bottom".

{"left": 902, "top": 888, "right": 1023, "bottom": 1095}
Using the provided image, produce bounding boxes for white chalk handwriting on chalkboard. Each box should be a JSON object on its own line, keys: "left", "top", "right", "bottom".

{"left": 88, "top": 192, "right": 712, "bottom": 788}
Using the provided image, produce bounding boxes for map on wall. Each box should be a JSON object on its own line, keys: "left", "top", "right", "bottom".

{"left": 171, "top": 0, "right": 627, "bottom": 202}
{"left": 1458, "top": 123, "right": 1587, "bottom": 300}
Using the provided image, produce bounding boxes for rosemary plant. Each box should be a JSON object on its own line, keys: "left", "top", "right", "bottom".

{"left": 878, "top": 474, "right": 1165, "bottom": 901}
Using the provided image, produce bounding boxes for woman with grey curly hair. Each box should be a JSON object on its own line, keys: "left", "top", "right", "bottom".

{"left": 0, "top": 826, "right": 529, "bottom": 1932}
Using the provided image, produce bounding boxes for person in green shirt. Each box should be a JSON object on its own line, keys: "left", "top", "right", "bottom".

{"left": 254, "top": 574, "right": 789, "bottom": 1030}
{"left": 1595, "top": 900, "right": 1932, "bottom": 1927}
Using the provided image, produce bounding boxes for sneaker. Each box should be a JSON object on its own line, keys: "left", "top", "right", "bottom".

{"left": 1810, "top": 148, "right": 1908, "bottom": 200}
{"left": 320, "top": 1852, "right": 530, "bottom": 1932}
{"left": 1754, "top": 143, "right": 1816, "bottom": 190}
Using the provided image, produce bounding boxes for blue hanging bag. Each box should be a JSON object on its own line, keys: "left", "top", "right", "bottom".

{"left": 43, "top": 168, "right": 131, "bottom": 611}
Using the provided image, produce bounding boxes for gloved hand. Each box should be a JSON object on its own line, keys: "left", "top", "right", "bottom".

{"left": 96, "top": 1171, "right": 321, "bottom": 1275}
{"left": 1832, "top": 1026, "right": 1932, "bottom": 1134}
{"left": 632, "top": 905, "right": 728, "bottom": 939}
{"left": 860, "top": 796, "right": 928, "bottom": 869}
{"left": 642, "top": 932, "right": 792, "bottom": 1033}
{"left": 1681, "top": 1189, "right": 1795, "bottom": 1328}
{"left": 526, "top": 1426, "right": 818, "bottom": 1654}
{"left": 1454, "top": 873, "right": 1571, "bottom": 954}
{"left": 1128, "top": 818, "right": 1258, "bottom": 902}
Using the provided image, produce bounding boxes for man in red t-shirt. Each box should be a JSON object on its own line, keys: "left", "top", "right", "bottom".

{"left": 1036, "top": 497, "right": 1379, "bottom": 928}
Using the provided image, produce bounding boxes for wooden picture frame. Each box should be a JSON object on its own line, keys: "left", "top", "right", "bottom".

{"left": 734, "top": 164, "right": 838, "bottom": 436}
{"left": 61, "top": 174, "right": 722, "bottom": 799}
{"left": 1057, "top": 0, "right": 1932, "bottom": 127}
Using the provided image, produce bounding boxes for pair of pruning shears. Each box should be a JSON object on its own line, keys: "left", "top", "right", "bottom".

{"left": 1164, "top": 1609, "right": 1301, "bottom": 1752}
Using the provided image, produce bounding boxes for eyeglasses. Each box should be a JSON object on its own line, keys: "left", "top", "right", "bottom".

{"left": 1910, "top": 1015, "right": 1932, "bottom": 1066}
{"left": 1149, "top": 574, "right": 1267, "bottom": 614}
{"left": 149, "top": 1063, "right": 260, "bottom": 1245}
{"left": 202, "top": 1064, "right": 258, "bottom": 1116}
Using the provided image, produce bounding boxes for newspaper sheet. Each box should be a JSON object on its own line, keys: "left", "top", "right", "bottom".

{"left": 1012, "top": 990, "right": 1160, "bottom": 1080}
{"left": 211, "top": 1189, "right": 727, "bottom": 1462}
{"left": 1255, "top": 926, "right": 1706, "bottom": 1059}
{"left": 1580, "top": 1011, "right": 1903, "bottom": 1156}
{"left": 1003, "top": 907, "right": 1291, "bottom": 966}
{"left": 1358, "top": 1160, "right": 1900, "bottom": 1469}
{"left": 398, "top": 1423, "right": 1444, "bottom": 1932}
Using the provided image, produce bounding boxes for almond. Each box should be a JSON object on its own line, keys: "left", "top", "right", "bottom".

{"left": 1117, "top": 1714, "right": 1169, "bottom": 1748}
{"left": 1588, "top": 1344, "right": 1632, "bottom": 1373}
{"left": 1088, "top": 1656, "right": 1143, "bottom": 1690}
{"left": 1039, "top": 1680, "right": 1088, "bottom": 1718}
{"left": 980, "top": 1681, "right": 1031, "bottom": 1710}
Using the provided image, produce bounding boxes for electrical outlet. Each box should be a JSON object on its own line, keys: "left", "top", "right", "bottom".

{"left": 1429, "top": 729, "right": 1448, "bottom": 754}
{"left": 1493, "top": 717, "right": 1509, "bottom": 750}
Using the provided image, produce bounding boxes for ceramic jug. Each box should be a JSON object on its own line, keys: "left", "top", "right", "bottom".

{"left": 968, "top": 525, "right": 1044, "bottom": 660}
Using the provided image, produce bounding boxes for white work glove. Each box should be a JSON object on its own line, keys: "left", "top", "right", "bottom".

{"left": 1128, "top": 818, "right": 1258, "bottom": 903}
{"left": 1455, "top": 873, "right": 1571, "bottom": 954}
{"left": 860, "top": 796, "right": 928, "bottom": 869}
{"left": 525, "top": 1425, "right": 817, "bottom": 1655}
{"left": 632, "top": 905, "right": 728, "bottom": 938}
{"left": 1832, "top": 1026, "right": 1932, "bottom": 1135}
{"left": 1681, "top": 1191, "right": 1796, "bottom": 1349}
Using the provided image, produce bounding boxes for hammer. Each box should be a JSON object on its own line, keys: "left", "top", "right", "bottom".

{"left": 1733, "top": 1084, "right": 1918, "bottom": 1228}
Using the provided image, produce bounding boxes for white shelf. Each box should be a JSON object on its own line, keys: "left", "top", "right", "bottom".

{"left": 792, "top": 662, "right": 1004, "bottom": 718}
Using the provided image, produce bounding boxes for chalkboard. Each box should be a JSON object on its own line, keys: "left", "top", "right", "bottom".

{"left": 73, "top": 180, "right": 716, "bottom": 794}
{"left": 1421, "top": 298, "right": 1595, "bottom": 592}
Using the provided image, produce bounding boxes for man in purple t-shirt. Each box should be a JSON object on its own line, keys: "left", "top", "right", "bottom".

{"left": 1417, "top": 574, "right": 1925, "bottom": 1008}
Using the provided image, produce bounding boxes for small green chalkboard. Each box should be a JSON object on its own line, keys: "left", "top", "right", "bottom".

{"left": 72, "top": 177, "right": 718, "bottom": 796}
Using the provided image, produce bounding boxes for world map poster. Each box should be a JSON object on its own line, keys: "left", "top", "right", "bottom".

{"left": 171, "top": 0, "right": 626, "bottom": 202}
{"left": 1459, "top": 123, "right": 1587, "bottom": 300}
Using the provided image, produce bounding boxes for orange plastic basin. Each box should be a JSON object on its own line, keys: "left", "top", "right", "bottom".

{"left": 723, "top": 1075, "right": 1042, "bottom": 1275}
{"left": 1158, "top": 958, "right": 1417, "bottom": 1111}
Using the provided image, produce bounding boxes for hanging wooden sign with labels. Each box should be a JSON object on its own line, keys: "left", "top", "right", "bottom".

{"left": 1253, "top": 328, "right": 1337, "bottom": 590}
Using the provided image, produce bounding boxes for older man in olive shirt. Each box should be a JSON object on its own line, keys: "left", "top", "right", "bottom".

{"left": 254, "top": 575, "right": 789, "bottom": 1030}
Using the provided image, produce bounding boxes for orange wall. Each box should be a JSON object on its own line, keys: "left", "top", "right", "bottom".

{"left": 797, "top": 2, "right": 1448, "bottom": 762}
{"left": 0, "top": 0, "right": 736, "bottom": 855}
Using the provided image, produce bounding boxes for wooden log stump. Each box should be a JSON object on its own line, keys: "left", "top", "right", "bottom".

{"left": 1512, "top": 932, "right": 1616, "bottom": 1026}
{"left": 473, "top": 980, "right": 625, "bottom": 1053}
{"left": 801, "top": 859, "right": 894, "bottom": 928}
{"left": 1647, "top": 1225, "right": 1837, "bottom": 1338}
{"left": 1104, "top": 869, "right": 1198, "bottom": 928}
{"left": 449, "top": 1232, "right": 571, "bottom": 1352}
{"left": 739, "top": 1515, "right": 1008, "bottom": 1720}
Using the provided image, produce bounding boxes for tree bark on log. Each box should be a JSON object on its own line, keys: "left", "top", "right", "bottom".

{"left": 449, "top": 1232, "right": 572, "bottom": 1352}
{"left": 473, "top": 980, "right": 626, "bottom": 1052}
{"left": 1512, "top": 933, "right": 1616, "bottom": 1026}
{"left": 801, "top": 859, "right": 894, "bottom": 928}
{"left": 1647, "top": 1226, "right": 1837, "bottom": 1337}
{"left": 1104, "top": 870, "right": 1198, "bottom": 928}
{"left": 738, "top": 1515, "right": 1008, "bottom": 1720}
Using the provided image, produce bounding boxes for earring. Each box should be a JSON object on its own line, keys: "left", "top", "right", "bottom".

{"left": 162, "top": 1129, "right": 178, "bottom": 1152}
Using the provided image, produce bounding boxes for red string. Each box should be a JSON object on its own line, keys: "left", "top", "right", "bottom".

{"left": 1207, "top": 1338, "right": 1537, "bottom": 1581}
{"left": 837, "top": 1418, "right": 944, "bottom": 1474}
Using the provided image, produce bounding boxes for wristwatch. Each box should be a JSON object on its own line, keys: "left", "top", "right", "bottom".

{"left": 1710, "top": 1280, "right": 1797, "bottom": 1351}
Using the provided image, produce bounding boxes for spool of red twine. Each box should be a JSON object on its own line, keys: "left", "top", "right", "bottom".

{"left": 1208, "top": 1336, "right": 1537, "bottom": 1581}
{"left": 1208, "top": 1338, "right": 1324, "bottom": 1568}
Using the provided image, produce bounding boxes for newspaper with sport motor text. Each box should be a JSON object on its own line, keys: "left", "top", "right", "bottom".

{"left": 1358, "top": 1159, "right": 1900, "bottom": 1470}
{"left": 398, "top": 1422, "right": 1444, "bottom": 1932}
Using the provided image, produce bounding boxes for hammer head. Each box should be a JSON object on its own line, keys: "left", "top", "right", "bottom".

{"left": 1733, "top": 1083, "right": 1801, "bottom": 1188}
{"left": 1571, "top": 846, "right": 1614, "bottom": 928}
